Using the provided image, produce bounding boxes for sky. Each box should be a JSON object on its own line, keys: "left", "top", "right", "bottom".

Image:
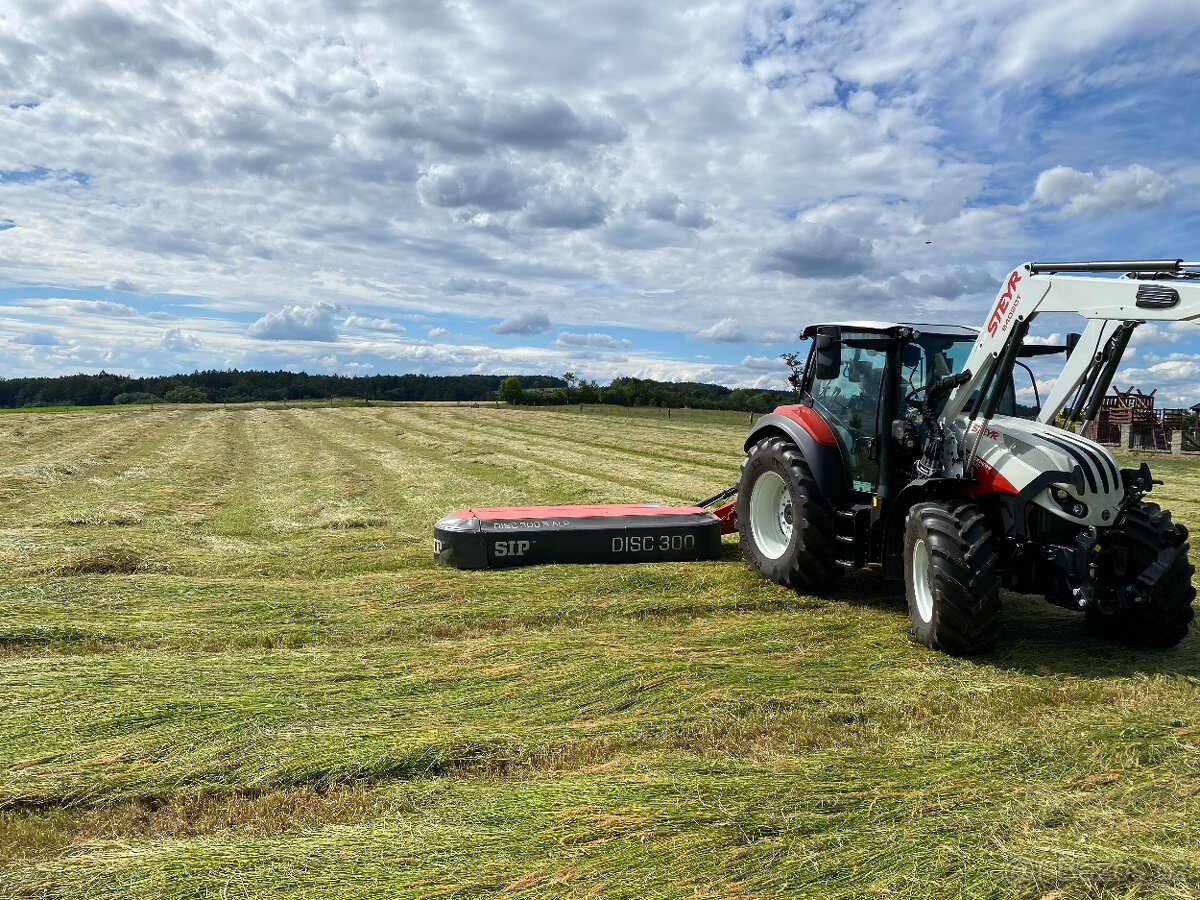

{"left": 2, "top": 0, "right": 1200, "bottom": 402}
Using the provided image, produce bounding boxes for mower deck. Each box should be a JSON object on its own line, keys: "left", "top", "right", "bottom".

{"left": 434, "top": 503, "right": 725, "bottom": 570}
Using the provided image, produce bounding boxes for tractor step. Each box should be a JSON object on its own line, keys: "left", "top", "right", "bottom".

{"left": 434, "top": 504, "right": 723, "bottom": 570}
{"left": 833, "top": 505, "right": 872, "bottom": 568}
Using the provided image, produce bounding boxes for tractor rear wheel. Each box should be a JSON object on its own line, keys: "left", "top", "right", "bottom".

{"left": 737, "top": 436, "right": 842, "bottom": 591}
{"left": 1086, "top": 501, "right": 1195, "bottom": 649}
{"left": 904, "top": 500, "right": 1002, "bottom": 655}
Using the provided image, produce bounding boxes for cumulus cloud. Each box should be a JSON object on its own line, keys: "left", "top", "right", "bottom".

{"left": 490, "top": 308, "right": 551, "bottom": 335}
{"left": 639, "top": 192, "right": 714, "bottom": 230}
{"left": 1032, "top": 164, "right": 1171, "bottom": 219}
{"left": 739, "top": 355, "right": 781, "bottom": 371}
{"left": 373, "top": 90, "right": 622, "bottom": 155}
{"left": 106, "top": 278, "right": 140, "bottom": 292}
{"left": 693, "top": 318, "right": 747, "bottom": 343}
{"left": 159, "top": 327, "right": 200, "bottom": 351}
{"left": 891, "top": 267, "right": 997, "bottom": 300}
{"left": 524, "top": 181, "right": 609, "bottom": 229}
{"left": 417, "top": 162, "right": 528, "bottom": 211}
{"left": 248, "top": 302, "right": 340, "bottom": 342}
{"left": 427, "top": 326, "right": 448, "bottom": 337}
{"left": 754, "top": 224, "right": 877, "bottom": 278}
{"left": 556, "top": 331, "right": 631, "bottom": 349}
{"left": 481, "top": 94, "right": 624, "bottom": 150}
{"left": 344, "top": 315, "right": 406, "bottom": 333}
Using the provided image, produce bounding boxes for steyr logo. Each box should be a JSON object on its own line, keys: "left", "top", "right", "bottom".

{"left": 986, "top": 270, "right": 1022, "bottom": 336}
{"left": 494, "top": 540, "right": 532, "bottom": 557}
{"left": 969, "top": 422, "right": 999, "bottom": 439}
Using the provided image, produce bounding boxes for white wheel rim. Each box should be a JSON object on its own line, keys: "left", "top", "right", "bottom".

{"left": 912, "top": 538, "right": 934, "bottom": 624}
{"left": 750, "top": 470, "right": 793, "bottom": 560}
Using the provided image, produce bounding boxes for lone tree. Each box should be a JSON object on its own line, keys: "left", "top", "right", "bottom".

{"left": 497, "top": 375, "right": 524, "bottom": 405}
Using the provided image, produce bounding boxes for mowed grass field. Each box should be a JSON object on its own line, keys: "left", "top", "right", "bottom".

{"left": 1, "top": 404, "right": 1200, "bottom": 899}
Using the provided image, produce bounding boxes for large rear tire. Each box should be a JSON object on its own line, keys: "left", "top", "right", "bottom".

{"left": 736, "top": 436, "right": 843, "bottom": 591}
{"left": 1086, "top": 501, "right": 1195, "bottom": 649}
{"left": 904, "top": 500, "right": 1002, "bottom": 655}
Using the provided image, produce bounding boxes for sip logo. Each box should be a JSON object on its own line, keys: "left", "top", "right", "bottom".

{"left": 986, "top": 269, "right": 1022, "bottom": 336}
{"left": 494, "top": 539, "right": 532, "bottom": 557}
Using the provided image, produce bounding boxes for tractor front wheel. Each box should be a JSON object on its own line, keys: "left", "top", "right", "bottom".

{"left": 737, "top": 436, "right": 842, "bottom": 591}
{"left": 904, "top": 500, "right": 1002, "bottom": 655}
{"left": 1086, "top": 501, "right": 1195, "bottom": 649}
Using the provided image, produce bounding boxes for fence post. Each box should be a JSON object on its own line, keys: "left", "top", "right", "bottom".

{"left": 667, "top": 408, "right": 671, "bottom": 419}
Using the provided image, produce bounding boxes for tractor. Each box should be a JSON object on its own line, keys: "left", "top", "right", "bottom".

{"left": 736, "top": 260, "right": 1199, "bottom": 654}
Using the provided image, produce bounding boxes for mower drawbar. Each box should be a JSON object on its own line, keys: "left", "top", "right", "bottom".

{"left": 434, "top": 493, "right": 736, "bottom": 570}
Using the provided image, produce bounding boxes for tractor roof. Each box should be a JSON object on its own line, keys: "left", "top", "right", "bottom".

{"left": 800, "top": 321, "right": 980, "bottom": 339}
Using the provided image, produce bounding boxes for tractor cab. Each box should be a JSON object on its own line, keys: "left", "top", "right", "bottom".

{"left": 797, "top": 322, "right": 981, "bottom": 498}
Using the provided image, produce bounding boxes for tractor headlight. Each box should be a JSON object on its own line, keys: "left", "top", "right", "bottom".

{"left": 1052, "top": 486, "right": 1088, "bottom": 518}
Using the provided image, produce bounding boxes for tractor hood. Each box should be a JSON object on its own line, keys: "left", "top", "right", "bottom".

{"left": 959, "top": 415, "right": 1124, "bottom": 528}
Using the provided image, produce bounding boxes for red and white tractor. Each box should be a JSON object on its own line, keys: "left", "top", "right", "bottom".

{"left": 737, "top": 260, "right": 1198, "bottom": 654}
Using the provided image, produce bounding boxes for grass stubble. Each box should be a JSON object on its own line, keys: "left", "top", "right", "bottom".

{"left": 0, "top": 405, "right": 1198, "bottom": 898}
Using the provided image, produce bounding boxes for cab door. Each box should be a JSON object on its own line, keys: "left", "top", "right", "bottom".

{"left": 808, "top": 337, "right": 887, "bottom": 493}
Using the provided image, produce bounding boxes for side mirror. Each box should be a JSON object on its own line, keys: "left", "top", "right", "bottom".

{"left": 813, "top": 327, "right": 842, "bottom": 380}
{"left": 1065, "top": 332, "right": 1081, "bottom": 356}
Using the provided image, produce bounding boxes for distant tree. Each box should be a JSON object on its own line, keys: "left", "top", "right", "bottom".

{"left": 577, "top": 379, "right": 601, "bottom": 404}
{"left": 497, "top": 375, "right": 525, "bottom": 405}
{"left": 562, "top": 370, "right": 577, "bottom": 402}
{"left": 164, "top": 385, "right": 210, "bottom": 403}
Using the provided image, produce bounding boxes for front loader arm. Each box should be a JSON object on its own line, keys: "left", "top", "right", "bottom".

{"left": 937, "top": 260, "right": 1200, "bottom": 473}
{"left": 1035, "top": 318, "right": 1123, "bottom": 425}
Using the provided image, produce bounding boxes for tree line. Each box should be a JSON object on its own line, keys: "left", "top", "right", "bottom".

{"left": 0, "top": 369, "right": 791, "bottom": 412}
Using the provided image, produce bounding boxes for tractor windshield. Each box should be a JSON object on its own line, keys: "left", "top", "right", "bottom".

{"left": 901, "top": 334, "right": 978, "bottom": 416}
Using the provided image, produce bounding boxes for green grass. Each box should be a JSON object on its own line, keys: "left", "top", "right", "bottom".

{"left": 1, "top": 405, "right": 1199, "bottom": 898}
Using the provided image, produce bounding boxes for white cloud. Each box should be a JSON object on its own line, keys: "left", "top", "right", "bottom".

{"left": 556, "top": 331, "right": 631, "bottom": 349}
{"left": 40, "top": 299, "right": 138, "bottom": 317}
{"left": 739, "top": 355, "right": 781, "bottom": 372}
{"left": 14, "top": 329, "right": 60, "bottom": 346}
{"left": 1032, "top": 164, "right": 1171, "bottom": 220}
{"left": 693, "top": 318, "right": 747, "bottom": 343}
{"left": 489, "top": 308, "right": 551, "bottom": 335}
{"left": 754, "top": 224, "right": 877, "bottom": 279}
{"left": 524, "top": 180, "right": 609, "bottom": 229}
{"left": 638, "top": 192, "right": 713, "bottom": 230}
{"left": 427, "top": 326, "right": 448, "bottom": 337}
{"left": 343, "top": 315, "right": 406, "bottom": 333}
{"left": 248, "top": 302, "right": 340, "bottom": 342}
{"left": 159, "top": 327, "right": 200, "bottom": 351}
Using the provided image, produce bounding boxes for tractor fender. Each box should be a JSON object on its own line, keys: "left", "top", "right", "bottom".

{"left": 744, "top": 408, "right": 849, "bottom": 507}
{"left": 880, "top": 477, "right": 972, "bottom": 579}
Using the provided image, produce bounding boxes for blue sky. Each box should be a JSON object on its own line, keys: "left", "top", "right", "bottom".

{"left": 2, "top": 0, "right": 1200, "bottom": 402}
